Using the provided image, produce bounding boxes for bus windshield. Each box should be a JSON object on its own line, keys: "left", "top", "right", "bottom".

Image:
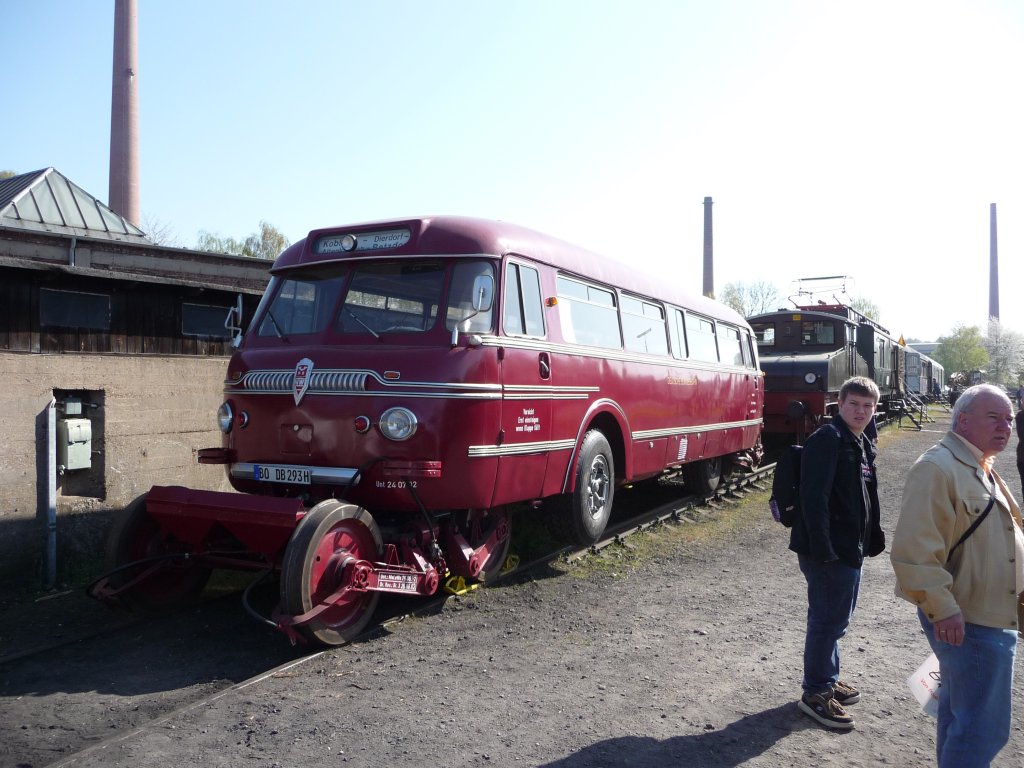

{"left": 255, "top": 259, "right": 495, "bottom": 338}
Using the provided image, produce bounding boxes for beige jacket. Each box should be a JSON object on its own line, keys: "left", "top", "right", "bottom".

{"left": 890, "top": 432, "right": 1022, "bottom": 630}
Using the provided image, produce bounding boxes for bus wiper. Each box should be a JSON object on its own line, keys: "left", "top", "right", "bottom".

{"left": 266, "top": 309, "right": 287, "bottom": 340}
{"left": 345, "top": 308, "right": 380, "bottom": 339}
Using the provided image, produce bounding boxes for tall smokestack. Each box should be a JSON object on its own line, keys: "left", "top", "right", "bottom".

{"left": 989, "top": 202, "right": 999, "bottom": 321}
{"left": 702, "top": 196, "right": 714, "bottom": 298}
{"left": 109, "top": 0, "right": 140, "bottom": 225}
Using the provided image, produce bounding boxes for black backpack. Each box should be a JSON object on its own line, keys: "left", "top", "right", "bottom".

{"left": 770, "top": 445, "right": 803, "bottom": 527}
{"left": 770, "top": 423, "right": 842, "bottom": 527}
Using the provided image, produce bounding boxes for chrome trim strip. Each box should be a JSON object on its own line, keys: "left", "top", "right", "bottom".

{"left": 632, "top": 418, "right": 763, "bottom": 440}
{"left": 467, "top": 439, "right": 577, "bottom": 458}
{"left": 230, "top": 463, "right": 360, "bottom": 484}
{"left": 476, "top": 334, "right": 757, "bottom": 375}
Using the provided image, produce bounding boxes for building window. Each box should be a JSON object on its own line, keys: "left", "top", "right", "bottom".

{"left": 40, "top": 288, "right": 111, "bottom": 330}
{"left": 182, "top": 303, "right": 232, "bottom": 337}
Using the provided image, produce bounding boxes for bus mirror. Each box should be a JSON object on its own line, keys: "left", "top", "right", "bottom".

{"left": 472, "top": 275, "right": 494, "bottom": 312}
{"left": 225, "top": 294, "right": 244, "bottom": 348}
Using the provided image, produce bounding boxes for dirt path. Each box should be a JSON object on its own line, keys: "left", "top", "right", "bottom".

{"left": 10, "top": 408, "right": 1024, "bottom": 768}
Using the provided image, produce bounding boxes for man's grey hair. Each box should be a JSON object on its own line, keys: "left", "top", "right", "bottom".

{"left": 951, "top": 383, "right": 1013, "bottom": 427}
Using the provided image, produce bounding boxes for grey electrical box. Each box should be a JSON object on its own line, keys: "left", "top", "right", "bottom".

{"left": 57, "top": 418, "right": 92, "bottom": 471}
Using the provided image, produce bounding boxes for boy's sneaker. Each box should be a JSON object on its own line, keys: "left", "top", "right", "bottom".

{"left": 798, "top": 691, "right": 855, "bottom": 730}
{"left": 832, "top": 680, "right": 860, "bottom": 705}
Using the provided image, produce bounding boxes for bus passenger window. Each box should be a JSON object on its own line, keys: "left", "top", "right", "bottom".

{"left": 556, "top": 275, "right": 621, "bottom": 349}
{"left": 685, "top": 313, "right": 719, "bottom": 362}
{"left": 669, "top": 308, "right": 688, "bottom": 358}
{"left": 503, "top": 262, "right": 545, "bottom": 337}
{"left": 741, "top": 331, "right": 756, "bottom": 368}
{"left": 716, "top": 324, "right": 743, "bottom": 366}
{"left": 621, "top": 295, "right": 668, "bottom": 355}
{"left": 445, "top": 261, "right": 495, "bottom": 333}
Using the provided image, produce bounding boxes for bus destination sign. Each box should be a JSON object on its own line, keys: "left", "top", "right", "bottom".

{"left": 316, "top": 228, "right": 411, "bottom": 254}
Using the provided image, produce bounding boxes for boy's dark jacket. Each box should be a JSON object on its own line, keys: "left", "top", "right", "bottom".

{"left": 788, "top": 414, "right": 886, "bottom": 566}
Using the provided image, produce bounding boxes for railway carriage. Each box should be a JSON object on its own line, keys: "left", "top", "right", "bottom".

{"left": 95, "top": 216, "right": 764, "bottom": 645}
{"left": 748, "top": 302, "right": 904, "bottom": 443}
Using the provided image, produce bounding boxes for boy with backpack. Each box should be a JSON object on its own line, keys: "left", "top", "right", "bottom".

{"left": 789, "top": 376, "right": 886, "bottom": 730}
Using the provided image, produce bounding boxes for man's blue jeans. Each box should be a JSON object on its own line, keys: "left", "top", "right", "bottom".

{"left": 918, "top": 610, "right": 1017, "bottom": 768}
{"left": 798, "top": 555, "right": 861, "bottom": 694}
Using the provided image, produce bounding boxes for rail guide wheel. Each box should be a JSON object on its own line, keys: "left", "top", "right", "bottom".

{"left": 279, "top": 500, "right": 383, "bottom": 646}
{"left": 105, "top": 493, "right": 211, "bottom": 612}
{"left": 459, "top": 507, "right": 512, "bottom": 585}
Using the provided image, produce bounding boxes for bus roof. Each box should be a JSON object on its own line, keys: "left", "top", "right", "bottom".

{"left": 274, "top": 215, "right": 748, "bottom": 327}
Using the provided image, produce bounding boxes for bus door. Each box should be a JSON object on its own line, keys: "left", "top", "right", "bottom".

{"left": 492, "top": 260, "right": 553, "bottom": 505}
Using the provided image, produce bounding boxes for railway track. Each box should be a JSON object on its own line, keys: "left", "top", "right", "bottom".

{"left": 0, "top": 469, "right": 774, "bottom": 768}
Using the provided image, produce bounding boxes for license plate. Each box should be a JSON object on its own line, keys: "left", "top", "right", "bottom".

{"left": 253, "top": 464, "right": 311, "bottom": 485}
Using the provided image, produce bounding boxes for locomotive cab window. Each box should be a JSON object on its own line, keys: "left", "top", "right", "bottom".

{"left": 801, "top": 321, "right": 835, "bottom": 345}
{"left": 752, "top": 322, "right": 775, "bottom": 347}
{"left": 621, "top": 294, "right": 668, "bottom": 355}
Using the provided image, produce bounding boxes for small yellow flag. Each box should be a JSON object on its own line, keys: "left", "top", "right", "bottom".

{"left": 898, "top": 335, "right": 906, "bottom": 346}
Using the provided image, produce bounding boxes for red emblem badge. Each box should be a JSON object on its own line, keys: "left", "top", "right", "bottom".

{"left": 293, "top": 357, "right": 314, "bottom": 405}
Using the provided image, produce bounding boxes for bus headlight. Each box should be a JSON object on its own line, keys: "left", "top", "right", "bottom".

{"left": 379, "top": 407, "right": 418, "bottom": 441}
{"left": 804, "top": 372, "right": 818, "bottom": 384}
{"left": 217, "top": 402, "right": 234, "bottom": 433}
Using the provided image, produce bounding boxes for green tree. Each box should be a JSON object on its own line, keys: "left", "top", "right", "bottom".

{"left": 983, "top": 318, "right": 1024, "bottom": 387}
{"left": 719, "top": 281, "right": 782, "bottom": 318}
{"left": 934, "top": 324, "right": 989, "bottom": 376}
{"left": 196, "top": 220, "right": 289, "bottom": 260}
{"left": 0, "top": 170, "right": 15, "bottom": 179}
{"left": 849, "top": 297, "right": 881, "bottom": 322}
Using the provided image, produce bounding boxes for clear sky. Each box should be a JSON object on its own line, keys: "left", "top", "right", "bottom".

{"left": 7, "top": 0, "right": 1024, "bottom": 342}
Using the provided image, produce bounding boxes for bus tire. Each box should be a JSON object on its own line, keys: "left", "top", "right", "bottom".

{"left": 683, "top": 456, "right": 722, "bottom": 496}
{"left": 552, "top": 430, "right": 615, "bottom": 546}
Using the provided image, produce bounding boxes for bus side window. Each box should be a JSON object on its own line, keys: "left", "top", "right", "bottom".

{"left": 669, "top": 308, "right": 688, "bottom": 359}
{"left": 446, "top": 261, "right": 495, "bottom": 333}
{"left": 740, "top": 329, "right": 755, "bottom": 368}
{"left": 685, "top": 312, "right": 719, "bottom": 363}
{"left": 621, "top": 294, "right": 668, "bottom": 355}
{"left": 556, "top": 275, "right": 621, "bottom": 349}
{"left": 716, "top": 324, "right": 743, "bottom": 366}
{"left": 503, "top": 262, "right": 546, "bottom": 337}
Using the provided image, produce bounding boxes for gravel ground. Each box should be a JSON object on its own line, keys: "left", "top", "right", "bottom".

{"left": 6, "top": 406, "right": 1024, "bottom": 768}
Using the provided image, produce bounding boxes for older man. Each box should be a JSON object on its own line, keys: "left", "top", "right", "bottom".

{"left": 891, "top": 383, "right": 1023, "bottom": 768}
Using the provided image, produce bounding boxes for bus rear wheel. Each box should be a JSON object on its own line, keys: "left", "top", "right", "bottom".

{"left": 552, "top": 430, "right": 615, "bottom": 546}
{"left": 683, "top": 456, "right": 723, "bottom": 496}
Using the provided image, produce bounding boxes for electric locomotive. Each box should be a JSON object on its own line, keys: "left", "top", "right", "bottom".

{"left": 748, "top": 302, "right": 904, "bottom": 443}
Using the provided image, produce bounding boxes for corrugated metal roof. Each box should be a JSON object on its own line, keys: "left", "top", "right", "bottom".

{"left": 0, "top": 167, "right": 151, "bottom": 244}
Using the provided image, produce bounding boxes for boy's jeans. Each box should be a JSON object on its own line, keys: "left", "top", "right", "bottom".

{"left": 798, "top": 555, "right": 861, "bottom": 694}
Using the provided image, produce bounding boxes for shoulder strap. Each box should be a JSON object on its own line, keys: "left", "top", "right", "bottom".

{"left": 947, "top": 475, "right": 997, "bottom": 562}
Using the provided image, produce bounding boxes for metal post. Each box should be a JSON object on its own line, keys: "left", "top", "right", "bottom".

{"left": 47, "top": 397, "right": 58, "bottom": 589}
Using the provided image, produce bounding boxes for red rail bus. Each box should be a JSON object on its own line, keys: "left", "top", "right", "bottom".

{"left": 97, "top": 216, "right": 764, "bottom": 645}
